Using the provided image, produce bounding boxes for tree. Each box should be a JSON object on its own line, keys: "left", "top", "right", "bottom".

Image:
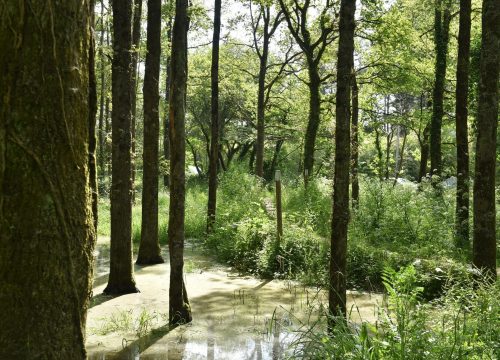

{"left": 89, "top": 0, "right": 98, "bottom": 231}
{"left": 251, "top": 1, "right": 283, "bottom": 178}
{"left": 131, "top": 0, "right": 143, "bottom": 201}
{"left": 137, "top": 0, "right": 164, "bottom": 265}
{"left": 207, "top": 0, "right": 222, "bottom": 232}
{"left": 351, "top": 73, "right": 359, "bottom": 207}
{"left": 168, "top": 0, "right": 193, "bottom": 324}
{"left": 163, "top": 2, "right": 174, "bottom": 188}
{"left": 429, "top": 0, "right": 451, "bottom": 178}
{"left": 472, "top": 0, "right": 499, "bottom": 280}
{"left": 330, "top": 0, "right": 355, "bottom": 324}
{"left": 0, "top": 1, "right": 95, "bottom": 357}
{"left": 454, "top": 0, "right": 471, "bottom": 248}
{"left": 278, "top": 0, "right": 337, "bottom": 183}
{"left": 104, "top": 0, "right": 139, "bottom": 295}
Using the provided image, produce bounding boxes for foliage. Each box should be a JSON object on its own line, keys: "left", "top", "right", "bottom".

{"left": 292, "top": 266, "right": 500, "bottom": 359}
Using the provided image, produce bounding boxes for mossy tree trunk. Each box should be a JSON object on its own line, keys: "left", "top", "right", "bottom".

{"left": 138, "top": 0, "right": 164, "bottom": 265}
{"left": 454, "top": 0, "right": 471, "bottom": 248}
{"left": 105, "top": 0, "right": 139, "bottom": 295}
{"left": 330, "top": 0, "right": 355, "bottom": 326}
{"left": 430, "top": 0, "right": 451, "bottom": 178}
{"left": 168, "top": 0, "right": 193, "bottom": 325}
{"left": 0, "top": 1, "right": 96, "bottom": 357}
{"left": 473, "top": 0, "right": 499, "bottom": 281}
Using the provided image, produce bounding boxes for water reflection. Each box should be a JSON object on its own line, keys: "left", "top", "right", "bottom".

{"left": 88, "top": 239, "right": 382, "bottom": 359}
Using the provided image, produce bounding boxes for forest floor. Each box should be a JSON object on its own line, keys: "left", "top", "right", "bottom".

{"left": 86, "top": 236, "right": 383, "bottom": 359}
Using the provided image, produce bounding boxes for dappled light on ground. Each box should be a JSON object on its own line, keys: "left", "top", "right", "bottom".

{"left": 86, "top": 237, "right": 383, "bottom": 359}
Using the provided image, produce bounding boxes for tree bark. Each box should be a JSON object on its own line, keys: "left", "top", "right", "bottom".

{"left": 454, "top": 0, "right": 471, "bottom": 248}
{"left": 130, "top": 0, "right": 142, "bottom": 202}
{"left": 375, "top": 127, "right": 384, "bottom": 180}
{"left": 168, "top": 0, "right": 193, "bottom": 325}
{"left": 303, "top": 66, "right": 321, "bottom": 185}
{"left": 137, "top": 0, "right": 164, "bottom": 265}
{"left": 351, "top": 74, "right": 359, "bottom": 207}
{"left": 473, "top": 0, "right": 499, "bottom": 280}
{"left": 0, "top": 1, "right": 95, "bottom": 357}
{"left": 105, "top": 0, "right": 139, "bottom": 295}
{"left": 255, "top": 39, "right": 269, "bottom": 179}
{"left": 207, "top": 0, "right": 222, "bottom": 233}
{"left": 164, "top": 11, "right": 173, "bottom": 189}
{"left": 430, "top": 0, "right": 451, "bottom": 178}
{"left": 330, "top": 0, "right": 355, "bottom": 325}
{"left": 89, "top": 1, "right": 98, "bottom": 232}
{"left": 98, "top": 0, "right": 106, "bottom": 183}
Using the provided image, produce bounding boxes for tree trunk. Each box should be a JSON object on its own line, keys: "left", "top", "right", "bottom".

{"left": 164, "top": 12, "right": 173, "bottom": 189}
{"left": 0, "top": 1, "right": 95, "bottom": 357}
{"left": 454, "top": 0, "right": 471, "bottom": 248}
{"left": 168, "top": 0, "right": 193, "bottom": 325}
{"left": 255, "top": 19, "right": 270, "bottom": 178}
{"left": 351, "top": 74, "right": 359, "bottom": 207}
{"left": 430, "top": 0, "right": 451, "bottom": 178}
{"left": 137, "top": 0, "right": 164, "bottom": 265}
{"left": 130, "top": 0, "right": 142, "bottom": 202}
{"left": 385, "top": 128, "right": 393, "bottom": 180}
{"left": 303, "top": 66, "right": 321, "bottom": 185}
{"left": 98, "top": 0, "right": 106, "bottom": 184}
{"left": 270, "top": 140, "right": 284, "bottom": 177}
{"left": 330, "top": 0, "right": 355, "bottom": 325}
{"left": 393, "top": 129, "right": 408, "bottom": 186}
{"left": 472, "top": 0, "right": 499, "bottom": 280}
{"left": 105, "top": 0, "right": 139, "bottom": 295}
{"left": 89, "top": 1, "right": 98, "bottom": 232}
{"left": 207, "top": 0, "right": 222, "bottom": 233}
{"left": 375, "top": 127, "right": 384, "bottom": 180}
{"left": 105, "top": 95, "right": 111, "bottom": 182}
{"left": 418, "top": 123, "right": 430, "bottom": 182}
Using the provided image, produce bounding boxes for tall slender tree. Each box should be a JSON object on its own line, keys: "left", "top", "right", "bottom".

{"left": 164, "top": 3, "right": 174, "bottom": 188}
{"left": 251, "top": 1, "right": 283, "bottom": 178}
{"left": 430, "top": 0, "right": 451, "bottom": 178}
{"left": 330, "top": 0, "right": 355, "bottom": 324}
{"left": 207, "top": 0, "right": 222, "bottom": 232}
{"left": 104, "top": 0, "right": 139, "bottom": 295}
{"left": 0, "top": 1, "right": 95, "bottom": 357}
{"left": 454, "top": 0, "right": 471, "bottom": 248}
{"left": 89, "top": 0, "right": 98, "bottom": 231}
{"left": 168, "top": 0, "right": 193, "bottom": 324}
{"left": 137, "top": 0, "right": 164, "bottom": 265}
{"left": 473, "top": 0, "right": 499, "bottom": 281}
{"left": 278, "top": 0, "right": 337, "bottom": 183}
{"left": 131, "top": 0, "right": 143, "bottom": 201}
{"left": 351, "top": 73, "right": 359, "bottom": 207}
{"left": 98, "top": 0, "right": 107, "bottom": 183}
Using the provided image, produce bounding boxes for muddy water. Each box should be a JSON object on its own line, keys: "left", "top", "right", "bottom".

{"left": 86, "top": 238, "right": 383, "bottom": 359}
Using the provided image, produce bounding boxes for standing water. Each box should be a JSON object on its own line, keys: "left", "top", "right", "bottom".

{"left": 86, "top": 237, "right": 383, "bottom": 359}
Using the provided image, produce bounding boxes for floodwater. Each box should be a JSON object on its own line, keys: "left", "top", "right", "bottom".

{"left": 86, "top": 238, "right": 383, "bottom": 359}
